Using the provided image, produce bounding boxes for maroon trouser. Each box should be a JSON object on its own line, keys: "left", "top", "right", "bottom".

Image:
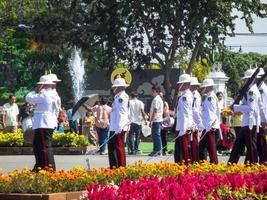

{"left": 257, "top": 127, "right": 267, "bottom": 164}
{"left": 199, "top": 129, "right": 218, "bottom": 164}
{"left": 33, "top": 128, "right": 55, "bottom": 171}
{"left": 108, "top": 131, "right": 126, "bottom": 168}
{"left": 244, "top": 126, "right": 258, "bottom": 164}
{"left": 174, "top": 133, "right": 191, "bottom": 165}
{"left": 191, "top": 130, "right": 199, "bottom": 162}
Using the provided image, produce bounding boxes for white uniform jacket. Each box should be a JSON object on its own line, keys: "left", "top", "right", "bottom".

{"left": 45, "top": 89, "right": 61, "bottom": 127}
{"left": 51, "top": 89, "right": 61, "bottom": 118}
{"left": 26, "top": 88, "right": 58, "bottom": 130}
{"left": 109, "top": 90, "right": 130, "bottom": 133}
{"left": 192, "top": 90, "right": 203, "bottom": 130}
{"left": 202, "top": 91, "right": 219, "bottom": 132}
{"left": 259, "top": 82, "right": 267, "bottom": 123}
{"left": 175, "top": 89, "right": 194, "bottom": 136}
{"left": 234, "top": 84, "right": 261, "bottom": 131}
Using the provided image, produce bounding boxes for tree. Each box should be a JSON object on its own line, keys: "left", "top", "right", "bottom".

{"left": 110, "top": 0, "right": 267, "bottom": 101}
{"left": 1, "top": 0, "right": 267, "bottom": 103}
{"left": 217, "top": 47, "right": 267, "bottom": 95}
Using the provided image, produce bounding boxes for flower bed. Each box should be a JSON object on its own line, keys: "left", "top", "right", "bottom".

{"left": 0, "top": 131, "right": 89, "bottom": 147}
{"left": 0, "top": 161, "right": 266, "bottom": 199}
{"left": 85, "top": 173, "right": 267, "bottom": 199}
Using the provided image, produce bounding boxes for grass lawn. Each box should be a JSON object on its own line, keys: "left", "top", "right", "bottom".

{"left": 138, "top": 142, "right": 175, "bottom": 153}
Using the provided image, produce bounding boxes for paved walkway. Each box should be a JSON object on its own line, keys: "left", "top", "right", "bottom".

{"left": 0, "top": 154, "right": 245, "bottom": 173}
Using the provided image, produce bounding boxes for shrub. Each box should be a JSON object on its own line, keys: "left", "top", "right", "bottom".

{"left": 0, "top": 131, "right": 89, "bottom": 147}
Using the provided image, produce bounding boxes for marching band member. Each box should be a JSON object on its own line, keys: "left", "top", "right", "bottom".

{"left": 230, "top": 69, "right": 261, "bottom": 164}
{"left": 108, "top": 77, "right": 130, "bottom": 168}
{"left": 174, "top": 74, "right": 194, "bottom": 165}
{"left": 26, "top": 75, "right": 57, "bottom": 171}
{"left": 199, "top": 78, "right": 219, "bottom": 164}
{"left": 190, "top": 77, "right": 202, "bottom": 162}
{"left": 256, "top": 68, "right": 267, "bottom": 164}
{"left": 48, "top": 73, "right": 62, "bottom": 130}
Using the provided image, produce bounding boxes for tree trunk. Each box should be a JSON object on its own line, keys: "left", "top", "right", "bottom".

{"left": 187, "top": 34, "right": 204, "bottom": 74}
{"left": 163, "top": 64, "right": 172, "bottom": 104}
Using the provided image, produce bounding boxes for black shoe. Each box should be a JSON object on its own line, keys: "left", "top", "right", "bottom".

{"left": 148, "top": 152, "right": 154, "bottom": 156}
{"left": 128, "top": 151, "right": 135, "bottom": 155}
{"left": 162, "top": 151, "right": 167, "bottom": 156}
{"left": 135, "top": 150, "right": 142, "bottom": 155}
{"left": 168, "top": 149, "right": 174, "bottom": 154}
{"left": 148, "top": 152, "right": 161, "bottom": 157}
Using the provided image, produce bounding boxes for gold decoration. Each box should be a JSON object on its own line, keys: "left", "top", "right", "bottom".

{"left": 111, "top": 68, "right": 132, "bottom": 85}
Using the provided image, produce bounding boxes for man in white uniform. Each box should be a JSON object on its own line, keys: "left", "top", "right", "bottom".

{"left": 256, "top": 68, "right": 267, "bottom": 164}
{"left": 229, "top": 69, "right": 261, "bottom": 164}
{"left": 108, "top": 77, "right": 130, "bottom": 168}
{"left": 48, "top": 73, "right": 62, "bottom": 130}
{"left": 175, "top": 74, "right": 194, "bottom": 165}
{"left": 199, "top": 78, "right": 220, "bottom": 164}
{"left": 26, "top": 75, "right": 58, "bottom": 171}
{"left": 190, "top": 77, "right": 202, "bottom": 162}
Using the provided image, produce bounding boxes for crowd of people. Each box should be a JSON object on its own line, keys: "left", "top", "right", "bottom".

{"left": 102, "top": 68, "right": 266, "bottom": 169}
{"left": 0, "top": 67, "right": 266, "bottom": 170}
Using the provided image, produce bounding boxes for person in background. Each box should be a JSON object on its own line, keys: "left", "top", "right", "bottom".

{"left": 2, "top": 95, "right": 19, "bottom": 133}
{"left": 228, "top": 111, "right": 244, "bottom": 159}
{"left": 82, "top": 111, "right": 98, "bottom": 146}
{"left": 128, "top": 92, "right": 147, "bottom": 155}
{"left": 66, "top": 100, "right": 79, "bottom": 133}
{"left": 56, "top": 107, "right": 67, "bottom": 133}
{"left": 149, "top": 86, "right": 164, "bottom": 157}
{"left": 159, "top": 92, "right": 170, "bottom": 156}
{"left": 19, "top": 98, "right": 34, "bottom": 133}
{"left": 216, "top": 91, "right": 225, "bottom": 154}
{"left": 92, "top": 97, "right": 112, "bottom": 155}
{"left": 216, "top": 92, "right": 224, "bottom": 112}
{"left": 83, "top": 98, "right": 112, "bottom": 154}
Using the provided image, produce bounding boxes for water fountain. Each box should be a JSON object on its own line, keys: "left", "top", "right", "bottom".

{"left": 68, "top": 48, "right": 86, "bottom": 102}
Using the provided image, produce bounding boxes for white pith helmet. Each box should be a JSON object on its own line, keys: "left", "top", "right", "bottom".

{"left": 112, "top": 77, "right": 128, "bottom": 88}
{"left": 37, "top": 75, "right": 56, "bottom": 85}
{"left": 201, "top": 78, "right": 215, "bottom": 88}
{"left": 176, "top": 74, "right": 191, "bottom": 84}
{"left": 242, "top": 69, "right": 256, "bottom": 79}
{"left": 49, "top": 73, "right": 61, "bottom": 82}
{"left": 190, "top": 77, "right": 200, "bottom": 85}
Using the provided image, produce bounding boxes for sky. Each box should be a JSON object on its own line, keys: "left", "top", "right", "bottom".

{"left": 224, "top": 0, "right": 267, "bottom": 55}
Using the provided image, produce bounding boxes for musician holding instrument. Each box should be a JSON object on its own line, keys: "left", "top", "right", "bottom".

{"left": 108, "top": 77, "right": 130, "bottom": 168}
{"left": 174, "top": 74, "right": 194, "bottom": 165}
{"left": 256, "top": 67, "right": 267, "bottom": 164}
{"left": 199, "top": 78, "right": 220, "bottom": 164}
{"left": 190, "top": 77, "right": 203, "bottom": 162}
{"left": 25, "top": 75, "right": 58, "bottom": 171}
{"left": 230, "top": 69, "right": 261, "bottom": 164}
